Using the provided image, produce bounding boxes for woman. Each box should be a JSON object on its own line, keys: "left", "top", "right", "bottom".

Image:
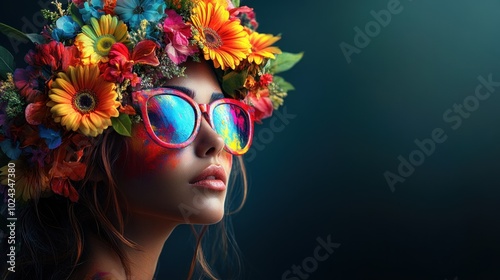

{"left": 0, "top": 0, "right": 301, "bottom": 279}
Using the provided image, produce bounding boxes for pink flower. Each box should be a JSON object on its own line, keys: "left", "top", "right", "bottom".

{"left": 246, "top": 88, "right": 273, "bottom": 122}
{"left": 72, "top": 0, "right": 86, "bottom": 8}
{"left": 229, "top": 6, "right": 258, "bottom": 30}
{"left": 163, "top": 9, "right": 197, "bottom": 64}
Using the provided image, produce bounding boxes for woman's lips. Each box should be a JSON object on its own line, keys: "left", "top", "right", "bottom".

{"left": 189, "top": 165, "right": 227, "bottom": 191}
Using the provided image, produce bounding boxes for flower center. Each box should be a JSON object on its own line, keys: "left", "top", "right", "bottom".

{"left": 73, "top": 91, "right": 97, "bottom": 113}
{"left": 134, "top": 6, "right": 144, "bottom": 14}
{"left": 203, "top": 27, "right": 223, "bottom": 49}
{"left": 95, "top": 35, "right": 117, "bottom": 56}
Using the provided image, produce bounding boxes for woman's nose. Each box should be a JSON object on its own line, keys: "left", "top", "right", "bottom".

{"left": 194, "top": 114, "right": 225, "bottom": 157}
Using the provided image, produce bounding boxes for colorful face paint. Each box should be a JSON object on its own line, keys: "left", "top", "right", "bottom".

{"left": 122, "top": 125, "right": 182, "bottom": 178}
{"left": 111, "top": 60, "right": 233, "bottom": 228}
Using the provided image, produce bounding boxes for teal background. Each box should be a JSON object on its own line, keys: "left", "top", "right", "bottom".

{"left": 2, "top": 0, "right": 500, "bottom": 279}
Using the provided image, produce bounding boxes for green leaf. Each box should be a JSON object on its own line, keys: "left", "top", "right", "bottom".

{"left": 269, "top": 52, "right": 304, "bottom": 74}
{"left": 231, "top": 0, "right": 240, "bottom": 7}
{"left": 24, "top": 34, "right": 45, "bottom": 44}
{"left": 222, "top": 70, "right": 247, "bottom": 98}
{"left": 111, "top": 113, "right": 132, "bottom": 137}
{"left": 0, "top": 46, "right": 14, "bottom": 79}
{"left": 273, "top": 76, "right": 295, "bottom": 92}
{"left": 0, "top": 23, "right": 44, "bottom": 44}
{"left": 69, "top": 3, "right": 84, "bottom": 27}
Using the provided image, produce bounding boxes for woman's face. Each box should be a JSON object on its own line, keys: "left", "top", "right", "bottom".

{"left": 117, "top": 60, "right": 233, "bottom": 225}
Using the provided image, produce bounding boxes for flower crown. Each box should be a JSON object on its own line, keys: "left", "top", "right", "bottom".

{"left": 0, "top": 0, "right": 302, "bottom": 202}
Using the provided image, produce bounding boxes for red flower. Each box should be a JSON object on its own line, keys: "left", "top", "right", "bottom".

{"left": 103, "top": 40, "right": 159, "bottom": 86}
{"left": 131, "top": 40, "right": 160, "bottom": 65}
{"left": 25, "top": 41, "right": 80, "bottom": 73}
{"left": 14, "top": 42, "right": 80, "bottom": 102}
{"left": 47, "top": 135, "right": 92, "bottom": 202}
{"left": 119, "top": 104, "right": 137, "bottom": 115}
{"left": 102, "top": 0, "right": 117, "bottom": 15}
{"left": 25, "top": 100, "right": 51, "bottom": 126}
{"left": 246, "top": 88, "right": 273, "bottom": 122}
{"left": 51, "top": 178, "right": 79, "bottom": 202}
{"left": 10, "top": 123, "right": 41, "bottom": 148}
{"left": 259, "top": 73, "right": 273, "bottom": 87}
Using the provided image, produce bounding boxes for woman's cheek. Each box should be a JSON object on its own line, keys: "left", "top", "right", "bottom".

{"left": 122, "top": 125, "right": 181, "bottom": 178}
{"left": 221, "top": 152, "right": 233, "bottom": 175}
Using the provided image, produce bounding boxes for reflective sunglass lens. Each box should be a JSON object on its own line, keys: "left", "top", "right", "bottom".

{"left": 147, "top": 94, "right": 195, "bottom": 144}
{"left": 212, "top": 103, "right": 250, "bottom": 153}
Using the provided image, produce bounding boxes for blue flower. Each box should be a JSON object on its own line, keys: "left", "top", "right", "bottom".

{"left": 143, "top": 22, "right": 161, "bottom": 40}
{"left": 38, "top": 125, "right": 62, "bottom": 149}
{"left": 52, "top": 16, "right": 81, "bottom": 41}
{"left": 0, "top": 139, "right": 21, "bottom": 160}
{"left": 115, "top": 0, "right": 167, "bottom": 30}
{"left": 79, "top": 0, "right": 105, "bottom": 23}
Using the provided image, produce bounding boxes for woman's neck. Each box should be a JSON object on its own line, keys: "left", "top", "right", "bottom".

{"left": 81, "top": 214, "right": 177, "bottom": 280}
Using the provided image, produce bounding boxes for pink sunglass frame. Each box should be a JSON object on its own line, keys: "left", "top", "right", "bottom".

{"left": 132, "top": 87, "right": 255, "bottom": 155}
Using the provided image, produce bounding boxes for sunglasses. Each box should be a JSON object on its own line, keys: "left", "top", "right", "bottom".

{"left": 132, "top": 88, "right": 255, "bottom": 155}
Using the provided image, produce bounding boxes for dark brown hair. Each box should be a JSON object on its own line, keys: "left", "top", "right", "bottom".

{"left": 1, "top": 128, "right": 247, "bottom": 279}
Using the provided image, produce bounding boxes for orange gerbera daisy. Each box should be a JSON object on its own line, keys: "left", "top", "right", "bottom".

{"left": 75, "top": 14, "right": 129, "bottom": 65}
{"left": 190, "top": 0, "right": 251, "bottom": 70}
{"left": 248, "top": 32, "right": 282, "bottom": 65}
{"left": 47, "top": 64, "right": 120, "bottom": 137}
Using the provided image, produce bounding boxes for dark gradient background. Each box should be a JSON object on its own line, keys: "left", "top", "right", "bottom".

{"left": 2, "top": 0, "right": 500, "bottom": 279}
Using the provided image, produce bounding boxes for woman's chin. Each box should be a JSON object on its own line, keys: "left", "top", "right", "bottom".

{"left": 182, "top": 199, "right": 226, "bottom": 225}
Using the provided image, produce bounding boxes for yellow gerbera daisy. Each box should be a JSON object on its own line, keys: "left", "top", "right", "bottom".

{"left": 75, "top": 14, "right": 129, "bottom": 65}
{"left": 47, "top": 65, "right": 121, "bottom": 137}
{"left": 191, "top": 0, "right": 251, "bottom": 70}
{"left": 248, "top": 32, "right": 282, "bottom": 65}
